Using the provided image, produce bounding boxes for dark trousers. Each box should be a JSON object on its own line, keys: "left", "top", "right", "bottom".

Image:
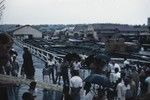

{"left": 71, "top": 87, "right": 81, "bottom": 100}
{"left": 5, "top": 66, "right": 11, "bottom": 75}
{"left": 49, "top": 68, "right": 55, "bottom": 84}
{"left": 62, "top": 75, "right": 69, "bottom": 86}
{"left": 56, "top": 72, "right": 61, "bottom": 84}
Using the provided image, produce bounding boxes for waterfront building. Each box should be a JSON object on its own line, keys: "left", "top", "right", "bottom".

{"left": 12, "top": 25, "right": 42, "bottom": 40}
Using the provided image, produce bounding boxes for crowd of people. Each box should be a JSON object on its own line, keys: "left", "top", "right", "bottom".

{"left": 1, "top": 49, "right": 150, "bottom": 100}
{"left": 0, "top": 33, "right": 150, "bottom": 100}
{"left": 106, "top": 59, "right": 150, "bottom": 100}
{"left": 0, "top": 46, "right": 35, "bottom": 80}
{"left": 41, "top": 54, "right": 150, "bottom": 100}
{"left": 0, "top": 34, "right": 19, "bottom": 76}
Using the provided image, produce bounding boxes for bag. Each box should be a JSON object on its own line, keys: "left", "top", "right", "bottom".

{"left": 125, "top": 89, "right": 133, "bottom": 99}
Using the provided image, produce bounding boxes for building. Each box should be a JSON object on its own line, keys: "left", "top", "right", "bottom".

{"left": 73, "top": 23, "right": 143, "bottom": 42}
{"left": 73, "top": 24, "right": 99, "bottom": 41}
{"left": 12, "top": 25, "right": 42, "bottom": 39}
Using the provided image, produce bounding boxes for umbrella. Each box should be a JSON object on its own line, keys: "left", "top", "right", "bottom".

{"left": 84, "top": 74, "right": 111, "bottom": 87}
{"left": 83, "top": 55, "right": 94, "bottom": 66}
{"left": 94, "top": 54, "right": 110, "bottom": 63}
{"left": 65, "top": 53, "right": 81, "bottom": 62}
{"left": 84, "top": 54, "right": 110, "bottom": 67}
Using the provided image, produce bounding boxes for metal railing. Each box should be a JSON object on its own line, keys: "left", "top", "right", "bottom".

{"left": 14, "top": 39, "right": 64, "bottom": 63}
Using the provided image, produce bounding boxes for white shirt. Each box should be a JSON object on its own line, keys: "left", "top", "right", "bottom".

{"left": 56, "top": 62, "right": 61, "bottom": 72}
{"left": 47, "top": 60, "right": 55, "bottom": 66}
{"left": 117, "top": 82, "right": 123, "bottom": 99}
{"left": 117, "top": 81, "right": 125, "bottom": 100}
{"left": 117, "top": 81, "right": 130, "bottom": 100}
{"left": 70, "top": 76, "right": 83, "bottom": 88}
{"left": 110, "top": 72, "right": 121, "bottom": 83}
{"left": 115, "top": 72, "right": 121, "bottom": 80}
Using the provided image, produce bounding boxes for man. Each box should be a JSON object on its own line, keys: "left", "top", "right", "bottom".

{"left": 131, "top": 67, "right": 139, "bottom": 96}
{"left": 0, "top": 33, "right": 13, "bottom": 100}
{"left": 19, "top": 81, "right": 43, "bottom": 100}
{"left": 70, "top": 71, "right": 83, "bottom": 100}
{"left": 116, "top": 78, "right": 125, "bottom": 100}
{"left": 61, "top": 58, "right": 69, "bottom": 86}
{"left": 110, "top": 68, "right": 121, "bottom": 83}
{"left": 11, "top": 55, "right": 19, "bottom": 77}
{"left": 72, "top": 60, "right": 81, "bottom": 74}
{"left": 47, "top": 57, "right": 55, "bottom": 84}
{"left": 5, "top": 60, "right": 12, "bottom": 75}
{"left": 123, "top": 58, "right": 130, "bottom": 68}
{"left": 43, "top": 62, "right": 50, "bottom": 84}
{"left": 55, "top": 59, "right": 62, "bottom": 85}
{"left": 28, "top": 81, "right": 37, "bottom": 96}
{"left": 28, "top": 81, "right": 44, "bottom": 100}
{"left": 108, "top": 61, "right": 115, "bottom": 73}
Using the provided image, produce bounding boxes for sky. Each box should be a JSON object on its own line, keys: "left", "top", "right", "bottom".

{"left": 2, "top": 0, "right": 150, "bottom": 25}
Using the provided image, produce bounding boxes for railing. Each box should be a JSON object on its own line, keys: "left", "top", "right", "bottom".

{"left": 14, "top": 39, "right": 64, "bottom": 63}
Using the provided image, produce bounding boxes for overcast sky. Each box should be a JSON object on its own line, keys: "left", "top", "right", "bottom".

{"left": 2, "top": 0, "right": 150, "bottom": 25}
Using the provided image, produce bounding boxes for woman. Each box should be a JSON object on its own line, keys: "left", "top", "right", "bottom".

{"left": 22, "top": 47, "right": 35, "bottom": 79}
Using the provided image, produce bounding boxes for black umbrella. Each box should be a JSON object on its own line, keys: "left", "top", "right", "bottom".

{"left": 65, "top": 53, "right": 72, "bottom": 62}
{"left": 84, "top": 74, "right": 111, "bottom": 87}
{"left": 65, "top": 53, "right": 81, "bottom": 62}
{"left": 84, "top": 55, "right": 94, "bottom": 66}
{"left": 94, "top": 54, "right": 110, "bottom": 63}
{"left": 84, "top": 54, "right": 110, "bottom": 67}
